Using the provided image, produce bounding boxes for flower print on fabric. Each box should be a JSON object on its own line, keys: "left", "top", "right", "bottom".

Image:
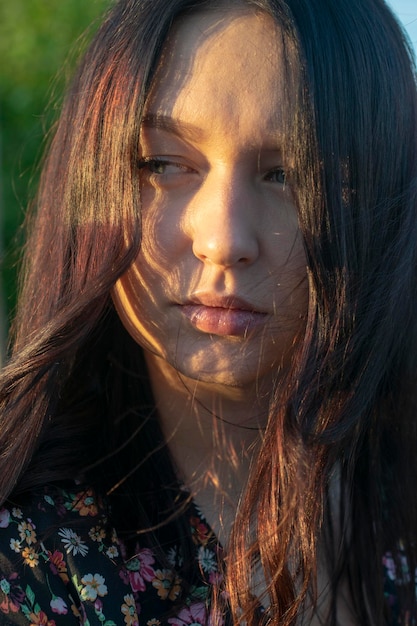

{"left": 106, "top": 545, "right": 119, "bottom": 559}
{"left": 58, "top": 527, "right": 89, "bottom": 557}
{"left": 17, "top": 520, "right": 37, "bottom": 545}
{"left": 168, "top": 602, "right": 207, "bottom": 626}
{"left": 383, "top": 549, "right": 417, "bottom": 624}
{"left": 50, "top": 596, "right": 68, "bottom": 615}
{"left": 25, "top": 609, "right": 56, "bottom": 625}
{"left": 80, "top": 573, "right": 108, "bottom": 601}
{"left": 47, "top": 550, "right": 69, "bottom": 585}
{"left": 0, "top": 573, "right": 25, "bottom": 615}
{"left": 190, "top": 515, "right": 212, "bottom": 547}
{"left": 10, "top": 538, "right": 22, "bottom": 553}
{"left": 0, "top": 486, "right": 139, "bottom": 625}
{"left": 21, "top": 546, "right": 39, "bottom": 568}
{"left": 152, "top": 569, "right": 182, "bottom": 601}
{"left": 89, "top": 525, "right": 106, "bottom": 542}
{"left": 0, "top": 485, "right": 412, "bottom": 625}
{"left": 121, "top": 593, "right": 139, "bottom": 626}
{"left": 0, "top": 508, "right": 11, "bottom": 528}
{"left": 19, "top": 584, "right": 57, "bottom": 626}
{"left": 122, "top": 544, "right": 156, "bottom": 593}
{"left": 197, "top": 546, "right": 218, "bottom": 575}
{"left": 69, "top": 489, "right": 100, "bottom": 517}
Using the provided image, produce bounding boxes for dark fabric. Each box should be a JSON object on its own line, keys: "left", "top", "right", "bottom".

{"left": 0, "top": 485, "right": 412, "bottom": 625}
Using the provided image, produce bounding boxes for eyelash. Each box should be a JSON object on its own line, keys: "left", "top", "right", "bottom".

{"left": 137, "top": 158, "right": 189, "bottom": 175}
{"left": 138, "top": 158, "right": 286, "bottom": 184}
{"left": 264, "top": 168, "right": 286, "bottom": 185}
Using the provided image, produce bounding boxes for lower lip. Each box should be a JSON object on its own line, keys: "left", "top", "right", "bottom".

{"left": 180, "top": 305, "right": 267, "bottom": 337}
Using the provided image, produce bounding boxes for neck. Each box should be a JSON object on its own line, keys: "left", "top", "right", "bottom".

{"left": 144, "top": 352, "right": 270, "bottom": 541}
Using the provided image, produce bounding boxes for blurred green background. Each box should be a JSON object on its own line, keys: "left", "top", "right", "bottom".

{"left": 0, "top": 0, "right": 109, "bottom": 357}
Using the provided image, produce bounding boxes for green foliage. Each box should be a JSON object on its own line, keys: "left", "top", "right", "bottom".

{"left": 0, "top": 0, "right": 109, "bottom": 327}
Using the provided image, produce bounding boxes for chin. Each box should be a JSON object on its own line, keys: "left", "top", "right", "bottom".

{"left": 169, "top": 353, "right": 279, "bottom": 391}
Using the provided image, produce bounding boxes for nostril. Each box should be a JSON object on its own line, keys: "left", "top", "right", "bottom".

{"left": 191, "top": 232, "right": 259, "bottom": 268}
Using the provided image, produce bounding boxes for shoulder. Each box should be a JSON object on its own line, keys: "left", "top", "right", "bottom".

{"left": 0, "top": 484, "right": 138, "bottom": 625}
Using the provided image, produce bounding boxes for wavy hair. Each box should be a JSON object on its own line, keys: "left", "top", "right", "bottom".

{"left": 1, "top": 0, "right": 417, "bottom": 623}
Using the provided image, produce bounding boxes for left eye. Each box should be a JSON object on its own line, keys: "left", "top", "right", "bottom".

{"left": 264, "top": 168, "right": 286, "bottom": 184}
{"left": 138, "top": 158, "right": 191, "bottom": 175}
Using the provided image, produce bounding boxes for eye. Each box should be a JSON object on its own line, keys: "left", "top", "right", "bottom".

{"left": 264, "top": 167, "right": 286, "bottom": 185}
{"left": 138, "top": 158, "right": 191, "bottom": 176}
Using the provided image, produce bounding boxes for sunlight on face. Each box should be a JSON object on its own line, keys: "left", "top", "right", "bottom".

{"left": 112, "top": 8, "right": 308, "bottom": 390}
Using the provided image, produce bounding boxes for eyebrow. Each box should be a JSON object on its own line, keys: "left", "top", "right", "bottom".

{"left": 141, "top": 113, "right": 205, "bottom": 142}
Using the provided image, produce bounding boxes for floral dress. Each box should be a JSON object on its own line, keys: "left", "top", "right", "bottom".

{"left": 0, "top": 485, "right": 413, "bottom": 625}
{"left": 0, "top": 485, "right": 222, "bottom": 626}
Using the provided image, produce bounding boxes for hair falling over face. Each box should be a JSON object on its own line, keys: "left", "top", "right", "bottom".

{"left": 0, "top": 0, "right": 417, "bottom": 625}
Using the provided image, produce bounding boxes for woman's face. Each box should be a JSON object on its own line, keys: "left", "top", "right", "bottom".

{"left": 112, "top": 8, "right": 308, "bottom": 390}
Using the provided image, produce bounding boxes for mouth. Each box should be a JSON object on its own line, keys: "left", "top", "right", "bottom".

{"left": 178, "top": 294, "right": 268, "bottom": 337}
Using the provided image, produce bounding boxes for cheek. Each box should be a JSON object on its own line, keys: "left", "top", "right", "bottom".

{"left": 140, "top": 198, "right": 189, "bottom": 269}
{"left": 111, "top": 265, "right": 163, "bottom": 355}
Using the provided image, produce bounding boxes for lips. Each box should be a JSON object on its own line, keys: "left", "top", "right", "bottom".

{"left": 179, "top": 294, "right": 268, "bottom": 337}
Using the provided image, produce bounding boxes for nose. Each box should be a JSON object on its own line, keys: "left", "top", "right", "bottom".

{"left": 189, "top": 173, "right": 259, "bottom": 268}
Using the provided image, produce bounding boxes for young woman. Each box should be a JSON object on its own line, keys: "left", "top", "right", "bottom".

{"left": 0, "top": 0, "right": 416, "bottom": 624}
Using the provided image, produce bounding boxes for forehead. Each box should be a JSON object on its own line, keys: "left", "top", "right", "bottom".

{"left": 144, "top": 9, "right": 288, "bottom": 136}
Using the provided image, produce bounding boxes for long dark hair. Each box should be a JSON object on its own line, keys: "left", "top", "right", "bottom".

{"left": 1, "top": 0, "right": 416, "bottom": 623}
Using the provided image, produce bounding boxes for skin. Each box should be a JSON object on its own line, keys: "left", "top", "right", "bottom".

{"left": 113, "top": 8, "right": 307, "bottom": 398}
{"left": 112, "top": 3, "right": 308, "bottom": 533}
{"left": 112, "top": 9, "right": 357, "bottom": 623}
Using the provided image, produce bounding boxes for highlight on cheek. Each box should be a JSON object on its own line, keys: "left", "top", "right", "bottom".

{"left": 112, "top": 267, "right": 167, "bottom": 356}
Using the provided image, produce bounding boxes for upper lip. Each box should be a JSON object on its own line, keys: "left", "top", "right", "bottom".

{"left": 182, "top": 293, "right": 267, "bottom": 313}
